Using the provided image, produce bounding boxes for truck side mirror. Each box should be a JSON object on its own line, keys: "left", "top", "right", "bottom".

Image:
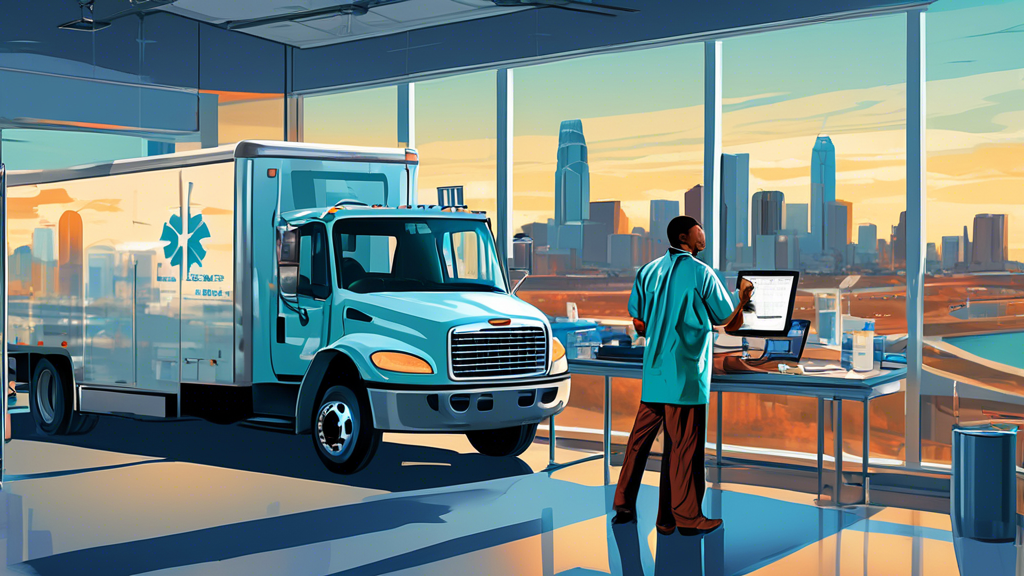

{"left": 278, "top": 227, "right": 300, "bottom": 300}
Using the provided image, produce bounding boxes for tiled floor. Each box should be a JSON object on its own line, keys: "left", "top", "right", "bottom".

{"left": 0, "top": 413, "right": 999, "bottom": 575}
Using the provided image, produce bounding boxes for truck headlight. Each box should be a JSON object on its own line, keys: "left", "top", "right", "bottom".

{"left": 371, "top": 351, "right": 433, "bottom": 374}
{"left": 550, "top": 337, "right": 568, "bottom": 375}
{"left": 551, "top": 337, "right": 566, "bottom": 361}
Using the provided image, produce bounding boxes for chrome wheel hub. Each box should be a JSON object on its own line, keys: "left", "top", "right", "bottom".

{"left": 317, "top": 400, "right": 354, "bottom": 457}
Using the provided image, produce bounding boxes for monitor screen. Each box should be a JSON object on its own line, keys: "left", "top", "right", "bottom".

{"left": 728, "top": 271, "right": 800, "bottom": 337}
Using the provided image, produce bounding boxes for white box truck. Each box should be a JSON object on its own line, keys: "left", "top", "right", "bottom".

{"left": 4, "top": 141, "right": 570, "bottom": 473}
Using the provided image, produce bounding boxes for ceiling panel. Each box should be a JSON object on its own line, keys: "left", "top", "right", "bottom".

{"left": 159, "top": 0, "right": 528, "bottom": 48}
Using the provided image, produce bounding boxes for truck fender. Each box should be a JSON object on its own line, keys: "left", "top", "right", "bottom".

{"left": 8, "top": 345, "right": 77, "bottom": 410}
{"left": 294, "top": 334, "right": 435, "bottom": 435}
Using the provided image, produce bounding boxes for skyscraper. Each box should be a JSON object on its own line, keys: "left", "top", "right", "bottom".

{"left": 752, "top": 191, "right": 785, "bottom": 266}
{"left": 684, "top": 184, "right": 704, "bottom": 223}
{"left": 722, "top": 153, "right": 750, "bottom": 265}
{"left": 963, "top": 225, "right": 972, "bottom": 267}
{"left": 825, "top": 201, "right": 852, "bottom": 256}
{"left": 941, "top": 235, "right": 963, "bottom": 271}
{"left": 32, "top": 227, "right": 57, "bottom": 296}
{"left": 59, "top": 210, "right": 84, "bottom": 299}
{"left": 926, "top": 242, "right": 940, "bottom": 274}
{"left": 609, "top": 234, "right": 642, "bottom": 270}
{"left": 586, "top": 201, "right": 626, "bottom": 264}
{"left": 554, "top": 119, "right": 590, "bottom": 227}
{"left": 891, "top": 211, "right": 908, "bottom": 267}
{"left": 751, "top": 191, "right": 785, "bottom": 238}
{"left": 810, "top": 135, "right": 836, "bottom": 253}
{"left": 786, "top": 203, "right": 809, "bottom": 236}
{"left": 649, "top": 200, "right": 680, "bottom": 259}
{"left": 971, "top": 214, "right": 1009, "bottom": 270}
{"left": 857, "top": 224, "right": 877, "bottom": 255}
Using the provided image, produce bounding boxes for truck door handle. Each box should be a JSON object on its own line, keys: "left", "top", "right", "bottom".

{"left": 277, "top": 316, "right": 286, "bottom": 343}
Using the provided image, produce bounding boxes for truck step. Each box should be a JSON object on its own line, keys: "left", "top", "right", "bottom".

{"left": 239, "top": 416, "right": 295, "bottom": 433}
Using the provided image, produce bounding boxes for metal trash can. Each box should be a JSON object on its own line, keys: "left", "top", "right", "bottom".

{"left": 951, "top": 423, "right": 1018, "bottom": 542}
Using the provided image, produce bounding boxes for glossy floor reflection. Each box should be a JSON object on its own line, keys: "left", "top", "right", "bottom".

{"left": 0, "top": 414, "right": 971, "bottom": 575}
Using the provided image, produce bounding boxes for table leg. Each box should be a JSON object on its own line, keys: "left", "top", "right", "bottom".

{"left": 835, "top": 399, "right": 843, "bottom": 505}
{"left": 862, "top": 399, "right": 870, "bottom": 505}
{"left": 604, "top": 375, "right": 612, "bottom": 486}
{"left": 817, "top": 397, "right": 824, "bottom": 501}
{"left": 716, "top": 391, "right": 723, "bottom": 467}
{"left": 549, "top": 414, "right": 556, "bottom": 467}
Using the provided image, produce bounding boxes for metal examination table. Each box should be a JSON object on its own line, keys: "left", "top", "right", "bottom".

{"left": 565, "top": 357, "right": 906, "bottom": 506}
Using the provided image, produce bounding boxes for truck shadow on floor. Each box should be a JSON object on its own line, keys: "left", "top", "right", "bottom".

{"left": 11, "top": 413, "right": 534, "bottom": 492}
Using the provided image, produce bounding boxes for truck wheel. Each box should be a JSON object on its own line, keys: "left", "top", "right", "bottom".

{"left": 467, "top": 424, "right": 538, "bottom": 458}
{"left": 30, "top": 359, "right": 71, "bottom": 435}
{"left": 67, "top": 413, "right": 99, "bottom": 435}
{"left": 312, "top": 385, "right": 381, "bottom": 474}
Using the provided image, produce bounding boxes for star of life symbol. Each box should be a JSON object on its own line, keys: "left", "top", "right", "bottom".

{"left": 160, "top": 182, "right": 210, "bottom": 272}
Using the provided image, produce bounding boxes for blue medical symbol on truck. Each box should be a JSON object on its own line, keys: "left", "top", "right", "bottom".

{"left": 160, "top": 182, "right": 211, "bottom": 271}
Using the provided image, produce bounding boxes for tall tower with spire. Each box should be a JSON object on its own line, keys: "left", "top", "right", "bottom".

{"left": 810, "top": 135, "right": 836, "bottom": 254}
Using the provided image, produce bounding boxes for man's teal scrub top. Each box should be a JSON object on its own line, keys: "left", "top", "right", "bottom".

{"left": 628, "top": 248, "right": 736, "bottom": 406}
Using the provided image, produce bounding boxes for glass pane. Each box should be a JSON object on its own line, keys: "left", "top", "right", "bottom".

{"left": 720, "top": 14, "right": 907, "bottom": 464}
{"left": 416, "top": 71, "right": 497, "bottom": 222}
{"left": 922, "top": 0, "right": 1024, "bottom": 468}
{"left": 302, "top": 86, "right": 398, "bottom": 148}
{"left": 512, "top": 43, "right": 704, "bottom": 450}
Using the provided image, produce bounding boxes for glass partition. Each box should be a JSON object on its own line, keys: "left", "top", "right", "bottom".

{"left": 511, "top": 44, "right": 705, "bottom": 449}
{"left": 921, "top": 0, "right": 1024, "bottom": 469}
{"left": 415, "top": 71, "right": 497, "bottom": 221}
{"left": 302, "top": 86, "right": 398, "bottom": 148}
{"left": 719, "top": 14, "right": 908, "bottom": 466}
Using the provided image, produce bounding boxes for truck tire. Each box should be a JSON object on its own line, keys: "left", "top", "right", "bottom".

{"left": 312, "top": 385, "right": 381, "bottom": 474}
{"left": 67, "top": 413, "right": 99, "bottom": 435}
{"left": 467, "top": 424, "right": 538, "bottom": 458}
{"left": 29, "top": 359, "right": 71, "bottom": 435}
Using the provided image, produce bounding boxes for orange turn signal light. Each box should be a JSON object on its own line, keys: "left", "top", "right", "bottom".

{"left": 267, "top": 168, "right": 278, "bottom": 178}
{"left": 405, "top": 151, "right": 418, "bottom": 163}
{"left": 61, "top": 341, "right": 68, "bottom": 348}
{"left": 551, "top": 337, "right": 566, "bottom": 362}
{"left": 37, "top": 341, "right": 44, "bottom": 346}
{"left": 371, "top": 351, "right": 433, "bottom": 374}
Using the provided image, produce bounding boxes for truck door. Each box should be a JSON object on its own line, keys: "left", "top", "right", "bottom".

{"left": 272, "top": 223, "right": 330, "bottom": 379}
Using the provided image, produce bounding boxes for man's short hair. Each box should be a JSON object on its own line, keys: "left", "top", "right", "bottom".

{"left": 668, "top": 216, "right": 701, "bottom": 248}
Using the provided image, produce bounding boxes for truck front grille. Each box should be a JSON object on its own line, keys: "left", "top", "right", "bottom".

{"left": 450, "top": 326, "right": 548, "bottom": 379}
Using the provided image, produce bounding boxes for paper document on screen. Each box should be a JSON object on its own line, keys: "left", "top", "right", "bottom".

{"left": 739, "top": 275, "right": 796, "bottom": 333}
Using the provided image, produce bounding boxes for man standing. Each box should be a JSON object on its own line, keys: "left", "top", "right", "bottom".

{"left": 612, "top": 216, "right": 753, "bottom": 535}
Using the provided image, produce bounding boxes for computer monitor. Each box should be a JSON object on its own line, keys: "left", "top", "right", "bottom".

{"left": 726, "top": 270, "right": 800, "bottom": 337}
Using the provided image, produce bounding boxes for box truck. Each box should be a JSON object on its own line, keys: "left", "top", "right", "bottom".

{"left": 4, "top": 141, "right": 570, "bottom": 473}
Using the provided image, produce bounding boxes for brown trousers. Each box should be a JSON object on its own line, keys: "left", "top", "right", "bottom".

{"left": 613, "top": 402, "right": 707, "bottom": 532}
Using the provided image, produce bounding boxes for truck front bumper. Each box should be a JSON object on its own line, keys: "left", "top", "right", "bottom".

{"left": 366, "top": 374, "right": 570, "bottom": 432}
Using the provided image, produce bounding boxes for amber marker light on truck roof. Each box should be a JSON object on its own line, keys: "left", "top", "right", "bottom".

{"left": 551, "top": 337, "right": 566, "bottom": 362}
{"left": 405, "top": 151, "right": 418, "bottom": 163}
{"left": 371, "top": 351, "right": 433, "bottom": 374}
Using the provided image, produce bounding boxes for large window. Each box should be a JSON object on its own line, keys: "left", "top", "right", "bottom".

{"left": 302, "top": 86, "right": 398, "bottom": 148}
{"left": 921, "top": 0, "right": 1024, "bottom": 468}
{"left": 718, "top": 15, "right": 909, "bottom": 465}
{"left": 416, "top": 72, "right": 497, "bottom": 220}
{"left": 512, "top": 44, "right": 704, "bottom": 446}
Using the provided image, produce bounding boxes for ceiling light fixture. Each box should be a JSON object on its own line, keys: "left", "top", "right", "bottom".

{"left": 58, "top": 1, "right": 112, "bottom": 32}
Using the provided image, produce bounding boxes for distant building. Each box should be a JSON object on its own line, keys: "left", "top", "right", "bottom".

{"left": 811, "top": 135, "right": 836, "bottom": 254}
{"left": 825, "top": 201, "right": 852, "bottom": 259}
{"left": 857, "top": 224, "right": 877, "bottom": 255}
{"left": 609, "top": 234, "right": 643, "bottom": 270}
{"left": 684, "top": 184, "right": 704, "bottom": 224}
{"left": 786, "top": 203, "right": 809, "bottom": 236}
{"left": 521, "top": 222, "right": 549, "bottom": 248}
{"left": 891, "top": 211, "right": 908, "bottom": 267}
{"left": 877, "top": 238, "right": 891, "bottom": 269}
{"left": 941, "top": 235, "right": 963, "bottom": 271}
{"left": 554, "top": 119, "right": 590, "bottom": 252}
{"left": 649, "top": 199, "right": 680, "bottom": 259}
{"left": 586, "top": 201, "right": 628, "bottom": 264}
{"left": 59, "top": 210, "right": 84, "bottom": 299}
{"left": 512, "top": 234, "right": 534, "bottom": 273}
{"left": 926, "top": 242, "right": 940, "bottom": 274}
{"left": 963, "top": 225, "right": 972, "bottom": 266}
{"left": 970, "top": 214, "right": 1009, "bottom": 271}
{"left": 752, "top": 191, "right": 785, "bottom": 266}
{"left": 32, "top": 227, "right": 57, "bottom": 296}
{"left": 722, "top": 153, "right": 750, "bottom": 266}
{"left": 755, "top": 233, "right": 799, "bottom": 269}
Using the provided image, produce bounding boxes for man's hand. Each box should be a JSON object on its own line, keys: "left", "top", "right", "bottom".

{"left": 632, "top": 317, "right": 646, "bottom": 337}
{"left": 739, "top": 278, "right": 754, "bottom": 302}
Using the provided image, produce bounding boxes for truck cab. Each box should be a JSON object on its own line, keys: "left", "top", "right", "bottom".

{"left": 277, "top": 204, "right": 570, "bottom": 473}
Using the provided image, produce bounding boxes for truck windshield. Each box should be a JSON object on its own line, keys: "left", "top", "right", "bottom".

{"left": 334, "top": 218, "right": 507, "bottom": 294}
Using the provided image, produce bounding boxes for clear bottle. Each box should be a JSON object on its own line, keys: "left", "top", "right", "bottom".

{"left": 852, "top": 320, "right": 875, "bottom": 372}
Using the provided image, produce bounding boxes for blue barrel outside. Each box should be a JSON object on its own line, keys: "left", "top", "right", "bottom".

{"left": 951, "top": 424, "right": 1017, "bottom": 542}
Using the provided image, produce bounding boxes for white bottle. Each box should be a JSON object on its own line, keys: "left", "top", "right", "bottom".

{"left": 852, "top": 320, "right": 875, "bottom": 372}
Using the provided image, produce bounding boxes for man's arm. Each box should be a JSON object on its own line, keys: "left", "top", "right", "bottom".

{"left": 719, "top": 279, "right": 754, "bottom": 331}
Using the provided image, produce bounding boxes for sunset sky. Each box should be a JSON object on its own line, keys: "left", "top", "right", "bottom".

{"left": 5, "top": 0, "right": 1022, "bottom": 261}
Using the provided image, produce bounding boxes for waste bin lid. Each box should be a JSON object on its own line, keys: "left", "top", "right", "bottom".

{"left": 953, "top": 423, "right": 1018, "bottom": 436}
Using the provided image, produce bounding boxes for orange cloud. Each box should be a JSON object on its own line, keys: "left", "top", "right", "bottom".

{"left": 201, "top": 207, "right": 233, "bottom": 216}
{"left": 79, "top": 199, "right": 124, "bottom": 213}
{"left": 9, "top": 188, "right": 74, "bottom": 219}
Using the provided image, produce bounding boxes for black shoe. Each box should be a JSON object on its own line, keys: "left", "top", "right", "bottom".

{"left": 612, "top": 510, "right": 637, "bottom": 525}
